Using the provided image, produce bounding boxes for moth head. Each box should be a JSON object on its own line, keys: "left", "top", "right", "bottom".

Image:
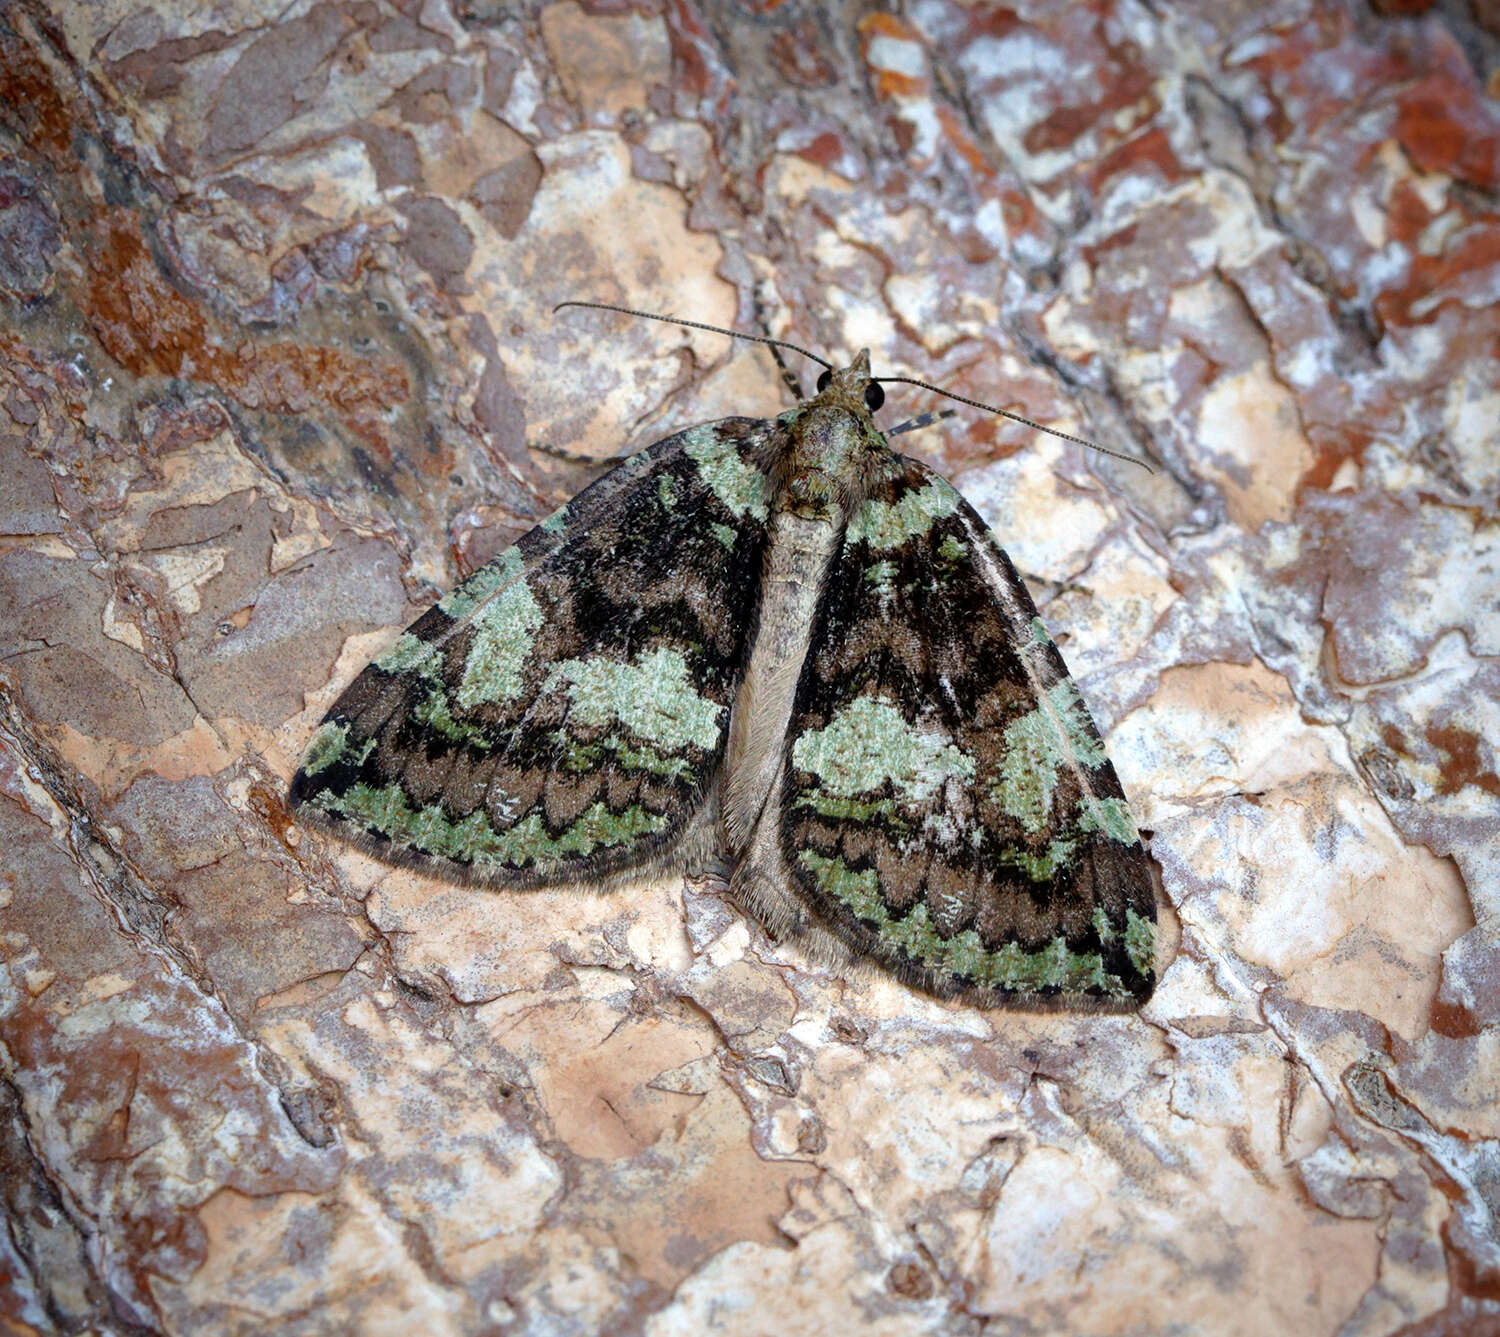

{"left": 814, "top": 350, "right": 886, "bottom": 414}
{"left": 787, "top": 349, "right": 898, "bottom": 512}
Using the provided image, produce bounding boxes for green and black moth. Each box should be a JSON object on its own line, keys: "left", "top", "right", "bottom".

{"left": 290, "top": 304, "right": 1157, "bottom": 1011}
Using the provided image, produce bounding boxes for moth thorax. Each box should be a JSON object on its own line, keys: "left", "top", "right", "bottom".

{"left": 780, "top": 404, "right": 877, "bottom": 520}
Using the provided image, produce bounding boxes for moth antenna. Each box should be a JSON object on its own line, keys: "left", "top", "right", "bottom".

{"left": 875, "top": 374, "right": 1155, "bottom": 474}
{"left": 555, "top": 300, "right": 834, "bottom": 371}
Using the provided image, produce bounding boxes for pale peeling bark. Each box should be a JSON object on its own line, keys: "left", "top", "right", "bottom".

{"left": 2, "top": 2, "right": 1498, "bottom": 1334}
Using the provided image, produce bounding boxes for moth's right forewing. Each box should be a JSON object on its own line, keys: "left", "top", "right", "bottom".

{"left": 290, "top": 418, "right": 779, "bottom": 889}
{"left": 775, "top": 459, "right": 1156, "bottom": 1011}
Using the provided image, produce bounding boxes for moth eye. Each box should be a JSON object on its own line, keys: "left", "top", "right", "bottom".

{"left": 816, "top": 369, "right": 832, "bottom": 392}
{"left": 864, "top": 382, "right": 885, "bottom": 411}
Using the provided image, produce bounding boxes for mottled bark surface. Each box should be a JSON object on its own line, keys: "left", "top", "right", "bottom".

{"left": 2, "top": 2, "right": 1498, "bottom": 1333}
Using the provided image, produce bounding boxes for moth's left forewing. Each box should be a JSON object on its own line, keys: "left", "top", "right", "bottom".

{"left": 290, "top": 418, "right": 779, "bottom": 890}
{"left": 779, "top": 458, "right": 1157, "bottom": 1012}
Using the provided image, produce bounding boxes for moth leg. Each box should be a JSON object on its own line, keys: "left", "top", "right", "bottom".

{"left": 674, "top": 788, "right": 731, "bottom": 882}
{"left": 887, "top": 408, "right": 957, "bottom": 437}
{"left": 685, "top": 860, "right": 731, "bottom": 887}
{"left": 754, "top": 286, "right": 805, "bottom": 401}
{"left": 530, "top": 440, "right": 629, "bottom": 466}
{"left": 767, "top": 341, "right": 805, "bottom": 402}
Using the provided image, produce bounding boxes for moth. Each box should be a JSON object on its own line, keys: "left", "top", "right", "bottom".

{"left": 290, "top": 303, "right": 1157, "bottom": 1011}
